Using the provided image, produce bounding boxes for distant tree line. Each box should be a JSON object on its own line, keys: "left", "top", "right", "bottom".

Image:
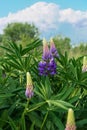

{"left": 0, "top": 22, "right": 87, "bottom": 58}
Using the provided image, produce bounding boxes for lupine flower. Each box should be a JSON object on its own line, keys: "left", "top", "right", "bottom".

{"left": 42, "top": 38, "right": 51, "bottom": 61}
{"left": 38, "top": 38, "right": 57, "bottom": 76}
{"left": 50, "top": 38, "right": 59, "bottom": 58}
{"left": 38, "top": 58, "right": 57, "bottom": 76}
{"left": 65, "top": 108, "right": 76, "bottom": 130}
{"left": 48, "top": 58, "right": 57, "bottom": 75}
{"left": 25, "top": 72, "right": 33, "bottom": 98}
{"left": 82, "top": 56, "right": 87, "bottom": 72}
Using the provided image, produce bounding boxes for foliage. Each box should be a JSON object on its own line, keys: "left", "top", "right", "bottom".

{"left": 0, "top": 22, "right": 39, "bottom": 47}
{"left": 0, "top": 39, "right": 87, "bottom": 130}
{"left": 53, "top": 35, "right": 71, "bottom": 54}
{"left": 1, "top": 24, "right": 87, "bottom": 58}
{"left": 71, "top": 43, "right": 87, "bottom": 58}
{"left": 52, "top": 35, "right": 87, "bottom": 58}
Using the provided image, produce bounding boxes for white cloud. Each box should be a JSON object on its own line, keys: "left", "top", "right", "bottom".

{"left": 0, "top": 2, "right": 60, "bottom": 33}
{"left": 59, "top": 8, "right": 87, "bottom": 27}
{"left": 0, "top": 1, "right": 87, "bottom": 42}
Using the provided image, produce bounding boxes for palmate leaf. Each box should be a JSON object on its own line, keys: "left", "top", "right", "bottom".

{"left": 68, "top": 95, "right": 80, "bottom": 104}
{"left": 35, "top": 76, "right": 52, "bottom": 100}
{"left": 0, "top": 39, "right": 41, "bottom": 56}
{"left": 8, "top": 43, "right": 24, "bottom": 65}
{"left": 57, "top": 51, "right": 69, "bottom": 67}
{"left": 34, "top": 89, "right": 45, "bottom": 100}
{"left": 51, "top": 85, "right": 76, "bottom": 102}
{"left": 60, "top": 87, "right": 74, "bottom": 100}
{"left": 6, "top": 60, "right": 23, "bottom": 71}
{"left": 6, "top": 54, "right": 23, "bottom": 69}
{"left": 1, "top": 39, "right": 41, "bottom": 73}
{"left": 22, "top": 39, "right": 42, "bottom": 56}
{"left": 50, "top": 85, "right": 68, "bottom": 100}
{"left": 23, "top": 55, "right": 31, "bottom": 71}
{"left": 0, "top": 44, "right": 14, "bottom": 54}
{"left": 34, "top": 81, "right": 49, "bottom": 100}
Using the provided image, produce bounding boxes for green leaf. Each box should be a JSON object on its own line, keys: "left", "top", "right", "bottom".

{"left": 8, "top": 99, "right": 20, "bottom": 115}
{"left": 68, "top": 95, "right": 80, "bottom": 104}
{"left": 76, "top": 119, "right": 87, "bottom": 126}
{"left": 60, "top": 87, "right": 74, "bottom": 100}
{"left": 21, "top": 114, "right": 26, "bottom": 130}
{"left": 0, "top": 94, "right": 15, "bottom": 99}
{"left": 30, "top": 122, "right": 35, "bottom": 130}
{"left": 50, "top": 112, "right": 64, "bottom": 130}
{"left": 47, "top": 100, "right": 73, "bottom": 110}
{"left": 0, "top": 110, "right": 8, "bottom": 127}
{"left": 28, "top": 101, "right": 46, "bottom": 112}
{"left": 29, "top": 112, "right": 42, "bottom": 128}
{"left": 22, "top": 39, "right": 42, "bottom": 55}
{"left": 8, "top": 116, "right": 18, "bottom": 130}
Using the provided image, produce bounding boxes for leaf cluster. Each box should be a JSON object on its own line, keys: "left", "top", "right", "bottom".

{"left": 0, "top": 41, "right": 87, "bottom": 130}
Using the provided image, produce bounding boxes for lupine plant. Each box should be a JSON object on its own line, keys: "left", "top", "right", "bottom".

{"left": 0, "top": 39, "right": 87, "bottom": 130}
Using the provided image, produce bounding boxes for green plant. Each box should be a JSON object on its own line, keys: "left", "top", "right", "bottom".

{"left": 0, "top": 40, "right": 87, "bottom": 130}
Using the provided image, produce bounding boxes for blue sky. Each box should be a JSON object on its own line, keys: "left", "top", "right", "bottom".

{"left": 0, "top": 0, "right": 87, "bottom": 17}
{"left": 0, "top": 0, "right": 87, "bottom": 44}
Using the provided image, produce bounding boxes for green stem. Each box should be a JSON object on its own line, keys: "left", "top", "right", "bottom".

{"left": 19, "top": 74, "right": 23, "bottom": 86}
{"left": 40, "top": 111, "right": 49, "bottom": 130}
{"left": 21, "top": 98, "right": 30, "bottom": 130}
{"left": 23, "top": 98, "right": 30, "bottom": 114}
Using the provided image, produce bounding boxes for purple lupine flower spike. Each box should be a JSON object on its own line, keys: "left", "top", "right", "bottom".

{"left": 25, "top": 72, "right": 34, "bottom": 98}
{"left": 48, "top": 58, "right": 57, "bottom": 75}
{"left": 38, "top": 38, "right": 57, "bottom": 76}
{"left": 38, "top": 61, "right": 47, "bottom": 75}
{"left": 50, "top": 38, "right": 59, "bottom": 58}
{"left": 42, "top": 38, "right": 51, "bottom": 61}
{"left": 38, "top": 58, "right": 57, "bottom": 76}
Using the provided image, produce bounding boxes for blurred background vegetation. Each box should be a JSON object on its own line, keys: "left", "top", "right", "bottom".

{"left": 0, "top": 22, "right": 87, "bottom": 58}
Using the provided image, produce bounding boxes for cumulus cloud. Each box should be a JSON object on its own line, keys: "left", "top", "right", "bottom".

{"left": 0, "top": 2, "right": 60, "bottom": 33}
{"left": 59, "top": 8, "right": 87, "bottom": 27}
{"left": 0, "top": 1, "right": 87, "bottom": 36}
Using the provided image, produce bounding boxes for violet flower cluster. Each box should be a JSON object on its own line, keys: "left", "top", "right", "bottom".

{"left": 38, "top": 38, "right": 59, "bottom": 76}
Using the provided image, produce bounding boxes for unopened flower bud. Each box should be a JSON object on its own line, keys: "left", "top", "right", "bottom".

{"left": 25, "top": 72, "right": 33, "bottom": 98}
{"left": 65, "top": 108, "right": 76, "bottom": 130}
{"left": 42, "top": 38, "right": 51, "bottom": 61}
{"left": 82, "top": 56, "right": 87, "bottom": 72}
{"left": 50, "top": 38, "right": 59, "bottom": 58}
